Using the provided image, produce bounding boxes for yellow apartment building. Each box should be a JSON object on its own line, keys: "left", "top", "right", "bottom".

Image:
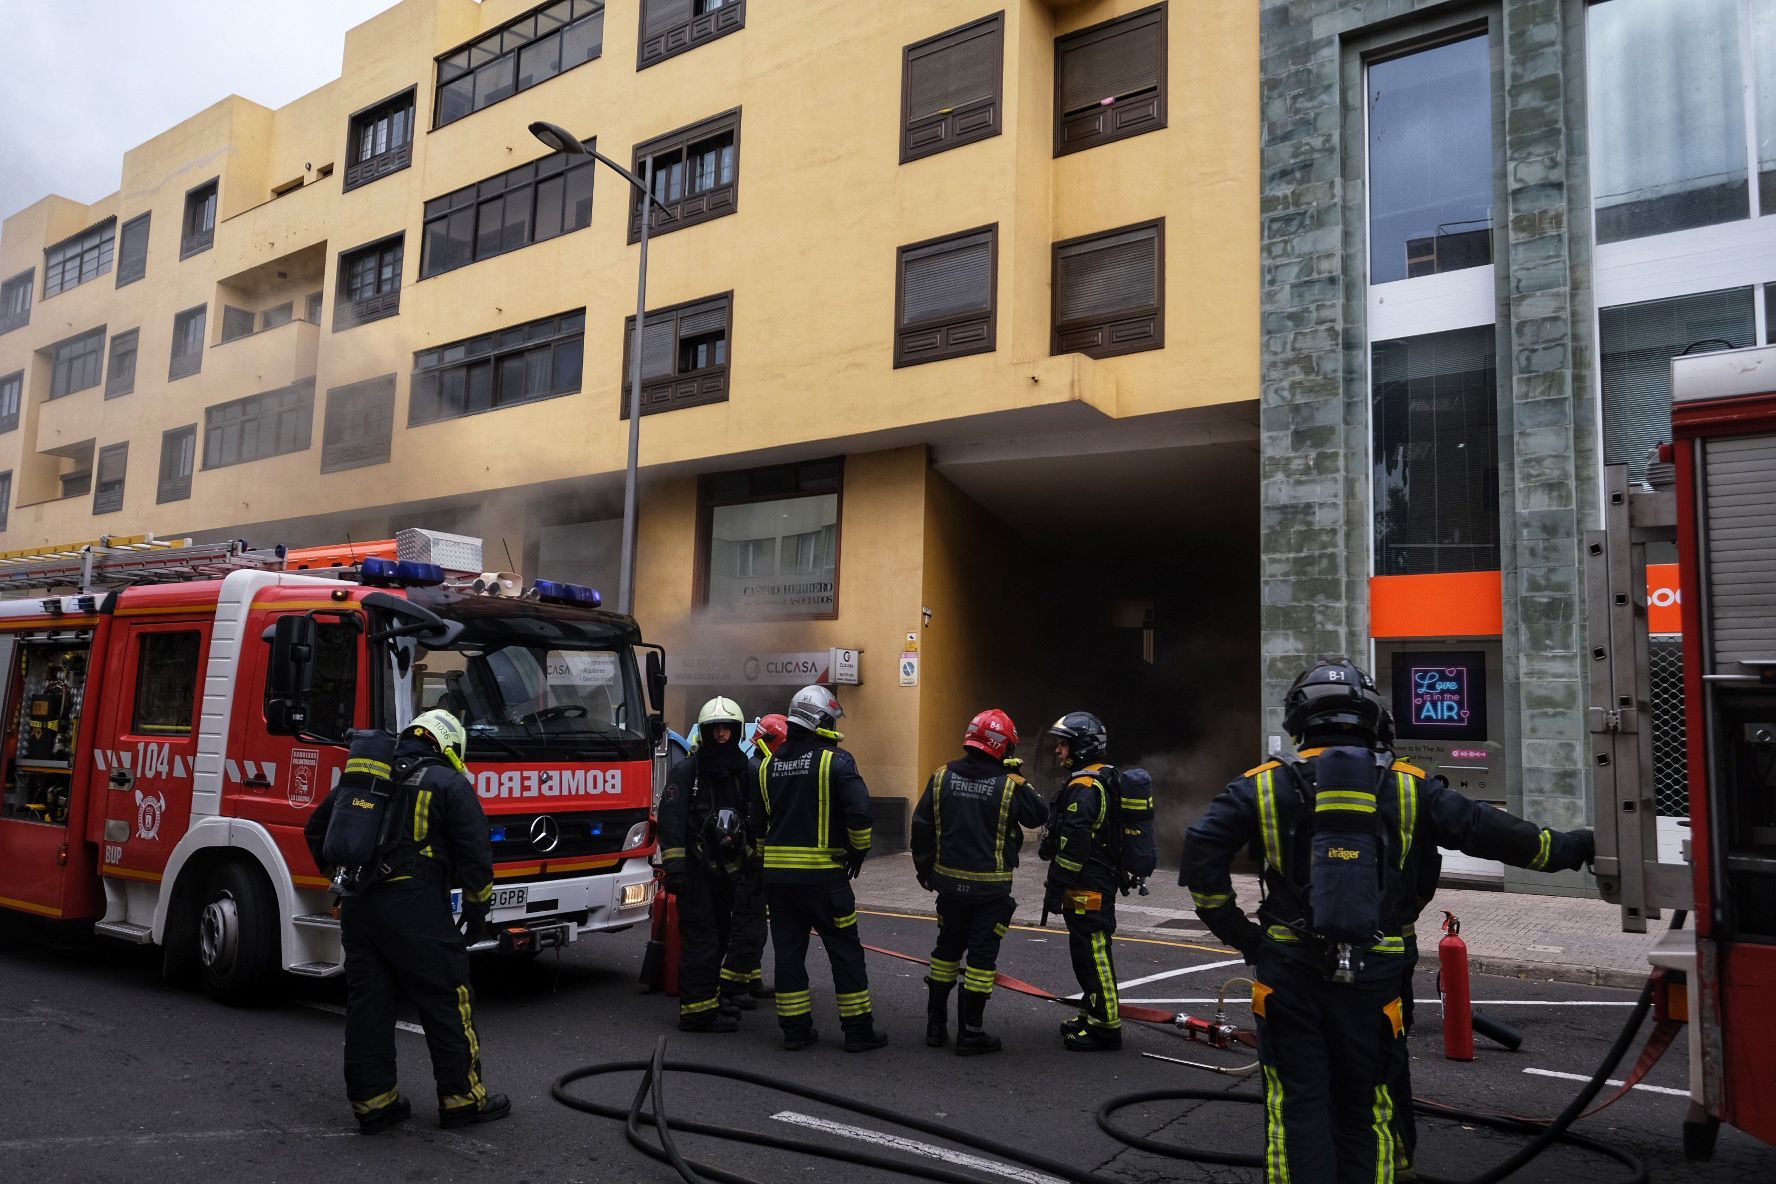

{"left": 0, "top": 0, "right": 1259, "bottom": 844}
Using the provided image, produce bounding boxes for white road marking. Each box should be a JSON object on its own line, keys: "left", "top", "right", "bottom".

{"left": 771, "top": 1111, "right": 1067, "bottom": 1184}
{"left": 1522, "top": 1068, "right": 1690, "bottom": 1097}
{"left": 299, "top": 1000, "right": 425, "bottom": 1035}
{"left": 1121, "top": 997, "right": 1641, "bottom": 1006}
{"left": 1116, "top": 959, "right": 1248, "bottom": 990}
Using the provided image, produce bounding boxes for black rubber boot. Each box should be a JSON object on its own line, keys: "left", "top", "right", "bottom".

{"left": 721, "top": 991, "right": 758, "bottom": 1011}
{"left": 680, "top": 1011, "right": 740, "bottom": 1033}
{"left": 843, "top": 1022, "right": 890, "bottom": 1053}
{"left": 355, "top": 1096, "right": 411, "bottom": 1135}
{"left": 1059, "top": 1013, "right": 1089, "bottom": 1037}
{"left": 439, "top": 1093, "right": 512, "bottom": 1127}
{"left": 954, "top": 989, "right": 1002, "bottom": 1057}
{"left": 783, "top": 1027, "right": 819, "bottom": 1051}
{"left": 1063, "top": 1025, "right": 1122, "bottom": 1052}
{"left": 925, "top": 977, "right": 953, "bottom": 1048}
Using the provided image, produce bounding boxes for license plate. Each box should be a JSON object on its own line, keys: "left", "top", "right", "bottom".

{"left": 451, "top": 885, "right": 529, "bottom": 915}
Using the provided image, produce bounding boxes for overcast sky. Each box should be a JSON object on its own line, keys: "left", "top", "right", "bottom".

{"left": 0, "top": 0, "right": 401, "bottom": 223}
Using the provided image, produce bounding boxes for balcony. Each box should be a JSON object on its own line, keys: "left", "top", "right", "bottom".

{"left": 207, "top": 316, "right": 320, "bottom": 394}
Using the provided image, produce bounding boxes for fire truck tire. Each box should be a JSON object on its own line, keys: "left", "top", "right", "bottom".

{"left": 196, "top": 862, "right": 277, "bottom": 1005}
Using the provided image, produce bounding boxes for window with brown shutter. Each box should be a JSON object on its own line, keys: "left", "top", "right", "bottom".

{"left": 93, "top": 443, "right": 128, "bottom": 515}
{"left": 638, "top": 0, "right": 744, "bottom": 71}
{"left": 322, "top": 375, "right": 397, "bottom": 473}
{"left": 629, "top": 110, "right": 741, "bottom": 242}
{"left": 158, "top": 425, "right": 196, "bottom": 504}
{"left": 902, "top": 13, "right": 1004, "bottom": 164}
{"left": 1051, "top": 219, "right": 1164, "bottom": 358}
{"left": 622, "top": 293, "right": 732, "bottom": 416}
{"left": 895, "top": 225, "right": 997, "bottom": 367}
{"left": 1054, "top": 3, "right": 1167, "bottom": 157}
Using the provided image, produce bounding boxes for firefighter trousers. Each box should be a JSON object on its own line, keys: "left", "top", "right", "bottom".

{"left": 676, "top": 864, "right": 736, "bottom": 1027}
{"left": 340, "top": 882, "right": 489, "bottom": 1116}
{"left": 930, "top": 892, "right": 1016, "bottom": 999}
{"left": 720, "top": 875, "right": 769, "bottom": 998}
{"left": 1252, "top": 948, "right": 1405, "bottom": 1184}
{"left": 1388, "top": 939, "right": 1420, "bottom": 1174}
{"left": 766, "top": 879, "right": 874, "bottom": 1035}
{"left": 1063, "top": 891, "right": 1120, "bottom": 1030}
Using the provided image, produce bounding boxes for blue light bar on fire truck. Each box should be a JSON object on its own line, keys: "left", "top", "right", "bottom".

{"left": 531, "top": 579, "right": 602, "bottom": 608}
{"left": 359, "top": 557, "right": 447, "bottom": 587}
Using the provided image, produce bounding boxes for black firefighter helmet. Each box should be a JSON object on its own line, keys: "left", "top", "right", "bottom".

{"left": 1045, "top": 711, "right": 1107, "bottom": 768}
{"left": 1282, "top": 657, "right": 1388, "bottom": 746}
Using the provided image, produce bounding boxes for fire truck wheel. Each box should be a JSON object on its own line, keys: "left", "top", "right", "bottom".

{"left": 197, "top": 862, "right": 276, "bottom": 1005}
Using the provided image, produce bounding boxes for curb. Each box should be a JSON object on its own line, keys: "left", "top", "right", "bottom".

{"left": 1467, "top": 955, "right": 1650, "bottom": 992}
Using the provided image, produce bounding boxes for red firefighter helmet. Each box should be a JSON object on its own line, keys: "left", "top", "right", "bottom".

{"left": 752, "top": 713, "right": 790, "bottom": 755}
{"left": 963, "top": 708, "right": 1019, "bottom": 761}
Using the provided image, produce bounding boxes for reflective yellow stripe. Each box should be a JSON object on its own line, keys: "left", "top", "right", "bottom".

{"left": 934, "top": 863, "right": 1013, "bottom": 883}
{"left": 759, "top": 753, "right": 773, "bottom": 818}
{"left": 1191, "top": 890, "right": 1232, "bottom": 911}
{"left": 1315, "top": 790, "right": 1376, "bottom": 807}
{"left": 931, "top": 765, "right": 948, "bottom": 869}
{"left": 994, "top": 774, "right": 1015, "bottom": 873}
{"left": 680, "top": 996, "right": 720, "bottom": 1015}
{"left": 763, "top": 849, "right": 843, "bottom": 869}
{"left": 1373, "top": 1085, "right": 1396, "bottom": 1183}
{"left": 1091, "top": 931, "right": 1119, "bottom": 1028}
{"left": 1315, "top": 802, "right": 1377, "bottom": 815}
{"left": 1530, "top": 829, "right": 1552, "bottom": 871}
{"left": 1120, "top": 797, "right": 1152, "bottom": 811}
{"left": 1055, "top": 855, "right": 1083, "bottom": 873}
{"left": 1257, "top": 770, "right": 1283, "bottom": 873}
{"left": 660, "top": 847, "right": 686, "bottom": 862}
{"left": 465, "top": 882, "right": 492, "bottom": 903}
{"left": 847, "top": 827, "right": 872, "bottom": 850}
{"left": 413, "top": 787, "right": 432, "bottom": 843}
{"left": 720, "top": 967, "right": 754, "bottom": 983}
{"left": 1369, "top": 936, "right": 1406, "bottom": 955}
{"left": 345, "top": 757, "right": 391, "bottom": 778}
{"left": 1396, "top": 772, "right": 1417, "bottom": 869}
{"left": 454, "top": 985, "right": 487, "bottom": 1108}
{"left": 1266, "top": 924, "right": 1301, "bottom": 943}
{"left": 351, "top": 1087, "right": 401, "bottom": 1116}
{"left": 776, "top": 989, "right": 813, "bottom": 1016}
{"left": 833, "top": 912, "right": 857, "bottom": 928}
{"left": 835, "top": 989, "right": 872, "bottom": 1017}
{"left": 1264, "top": 1065, "right": 1290, "bottom": 1182}
{"left": 992, "top": 923, "right": 1008, "bottom": 937}
{"left": 818, "top": 749, "right": 833, "bottom": 852}
{"left": 929, "top": 957, "right": 960, "bottom": 983}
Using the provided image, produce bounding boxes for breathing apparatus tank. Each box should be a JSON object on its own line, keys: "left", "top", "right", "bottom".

{"left": 1304, "top": 746, "right": 1384, "bottom": 983}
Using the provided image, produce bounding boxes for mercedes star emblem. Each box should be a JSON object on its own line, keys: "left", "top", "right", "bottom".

{"left": 529, "top": 815, "right": 561, "bottom": 854}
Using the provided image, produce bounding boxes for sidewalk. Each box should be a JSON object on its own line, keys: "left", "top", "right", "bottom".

{"left": 853, "top": 851, "right": 1663, "bottom": 989}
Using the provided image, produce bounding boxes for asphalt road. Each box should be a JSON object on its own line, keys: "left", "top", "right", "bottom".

{"left": 3, "top": 908, "right": 1774, "bottom": 1184}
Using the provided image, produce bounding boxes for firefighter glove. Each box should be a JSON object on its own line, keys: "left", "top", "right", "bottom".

{"left": 1043, "top": 882, "right": 1068, "bottom": 916}
{"left": 1562, "top": 827, "right": 1596, "bottom": 871}
{"left": 460, "top": 900, "right": 491, "bottom": 944}
{"left": 915, "top": 871, "right": 934, "bottom": 893}
{"left": 846, "top": 849, "right": 868, "bottom": 880}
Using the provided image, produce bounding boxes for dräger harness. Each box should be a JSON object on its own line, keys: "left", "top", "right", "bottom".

{"left": 1251, "top": 746, "right": 1420, "bottom": 979}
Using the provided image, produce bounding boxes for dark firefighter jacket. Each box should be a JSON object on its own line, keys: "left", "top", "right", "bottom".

{"left": 1043, "top": 763, "right": 1122, "bottom": 897}
{"left": 658, "top": 740, "right": 754, "bottom": 878}
{"left": 1180, "top": 748, "right": 1590, "bottom": 974}
{"left": 750, "top": 729, "right": 872, "bottom": 884}
{"left": 910, "top": 752, "right": 1049, "bottom": 898}
{"left": 305, "top": 736, "right": 494, "bottom": 906}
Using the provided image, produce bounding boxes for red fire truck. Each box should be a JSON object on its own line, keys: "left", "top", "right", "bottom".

{"left": 1589, "top": 344, "right": 1776, "bottom": 1155}
{"left": 0, "top": 528, "right": 662, "bottom": 1003}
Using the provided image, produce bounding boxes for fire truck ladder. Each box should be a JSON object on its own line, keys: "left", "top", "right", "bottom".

{"left": 0, "top": 534, "right": 287, "bottom": 594}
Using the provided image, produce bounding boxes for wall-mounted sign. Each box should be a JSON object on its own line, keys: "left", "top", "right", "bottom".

{"left": 1647, "top": 562, "right": 1682, "bottom": 635}
{"left": 1391, "top": 650, "right": 1488, "bottom": 743}
{"left": 669, "top": 648, "right": 863, "bottom": 687}
{"left": 899, "top": 651, "right": 919, "bottom": 687}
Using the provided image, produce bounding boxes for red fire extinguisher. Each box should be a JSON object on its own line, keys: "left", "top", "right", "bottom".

{"left": 1439, "top": 910, "right": 1474, "bottom": 1062}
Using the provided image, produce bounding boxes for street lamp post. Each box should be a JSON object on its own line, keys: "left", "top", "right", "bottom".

{"left": 529, "top": 120, "right": 673, "bottom": 617}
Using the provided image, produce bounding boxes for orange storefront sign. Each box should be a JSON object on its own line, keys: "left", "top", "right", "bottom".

{"left": 1370, "top": 571, "right": 1502, "bottom": 638}
{"left": 1648, "top": 562, "right": 1682, "bottom": 635}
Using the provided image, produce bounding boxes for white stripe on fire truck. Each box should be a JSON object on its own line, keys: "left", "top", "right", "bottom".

{"left": 174, "top": 755, "right": 187, "bottom": 778}
{"left": 224, "top": 759, "right": 240, "bottom": 784}
{"left": 93, "top": 750, "right": 107, "bottom": 771}
{"left": 119, "top": 750, "right": 132, "bottom": 770}
{"left": 244, "top": 761, "right": 259, "bottom": 781}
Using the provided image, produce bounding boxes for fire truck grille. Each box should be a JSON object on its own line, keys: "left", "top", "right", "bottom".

{"left": 489, "top": 807, "right": 650, "bottom": 863}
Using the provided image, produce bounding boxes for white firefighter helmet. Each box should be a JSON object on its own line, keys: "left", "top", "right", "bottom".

{"left": 787, "top": 684, "right": 844, "bottom": 733}
{"left": 408, "top": 708, "right": 469, "bottom": 771}
{"left": 693, "top": 696, "right": 745, "bottom": 746}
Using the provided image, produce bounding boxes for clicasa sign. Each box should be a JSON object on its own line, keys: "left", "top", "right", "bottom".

{"left": 669, "top": 648, "right": 862, "bottom": 686}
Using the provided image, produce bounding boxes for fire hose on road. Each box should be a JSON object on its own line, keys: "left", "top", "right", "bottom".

{"left": 552, "top": 926, "right": 1675, "bottom": 1184}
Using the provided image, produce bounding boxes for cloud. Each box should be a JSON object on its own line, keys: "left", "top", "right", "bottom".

{"left": 0, "top": 0, "right": 401, "bottom": 222}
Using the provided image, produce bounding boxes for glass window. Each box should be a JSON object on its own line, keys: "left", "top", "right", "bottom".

{"left": 631, "top": 111, "right": 740, "bottom": 242}
{"left": 261, "top": 304, "right": 293, "bottom": 330}
{"left": 1371, "top": 325, "right": 1501, "bottom": 576}
{"left": 1589, "top": 0, "right": 1747, "bottom": 243}
{"left": 221, "top": 305, "right": 255, "bottom": 343}
{"left": 1600, "top": 288, "right": 1755, "bottom": 488}
{"left": 106, "top": 329, "right": 138, "bottom": 398}
{"left": 0, "top": 470, "right": 10, "bottom": 532}
{"left": 433, "top": 3, "right": 602, "bottom": 128}
{"left": 0, "top": 270, "right": 30, "bottom": 333}
{"left": 1051, "top": 220, "right": 1163, "bottom": 358}
{"left": 896, "top": 226, "right": 996, "bottom": 366}
{"left": 132, "top": 632, "right": 201, "bottom": 735}
{"left": 44, "top": 221, "right": 115, "bottom": 297}
{"left": 640, "top": 0, "right": 744, "bottom": 70}
{"left": 158, "top": 424, "right": 196, "bottom": 503}
{"left": 0, "top": 372, "right": 20, "bottom": 433}
{"left": 182, "top": 180, "right": 218, "bottom": 257}
{"left": 49, "top": 328, "right": 106, "bottom": 399}
{"left": 170, "top": 305, "right": 206, "bottom": 379}
{"left": 305, "top": 621, "right": 361, "bottom": 742}
{"left": 699, "top": 459, "right": 842, "bottom": 617}
{"left": 1367, "top": 35, "right": 1493, "bottom": 284}
{"left": 93, "top": 442, "right": 127, "bottom": 515}
{"left": 902, "top": 13, "right": 1003, "bottom": 164}
{"left": 116, "top": 213, "right": 150, "bottom": 286}
{"left": 1053, "top": 4, "right": 1167, "bottom": 157}
{"left": 419, "top": 155, "right": 594, "bottom": 278}
{"left": 409, "top": 311, "right": 584, "bottom": 425}
{"left": 622, "top": 294, "right": 732, "bottom": 414}
{"left": 203, "top": 381, "right": 315, "bottom": 469}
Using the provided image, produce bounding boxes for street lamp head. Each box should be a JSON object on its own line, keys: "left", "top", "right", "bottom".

{"left": 529, "top": 120, "right": 586, "bottom": 156}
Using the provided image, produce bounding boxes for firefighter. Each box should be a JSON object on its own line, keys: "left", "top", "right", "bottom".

{"left": 1039, "top": 711, "right": 1125, "bottom": 1052}
{"left": 658, "top": 696, "right": 758, "bottom": 1031}
{"left": 1181, "top": 659, "right": 1594, "bottom": 1184}
{"left": 716, "top": 714, "right": 789, "bottom": 1011}
{"left": 910, "top": 708, "right": 1047, "bottom": 1055}
{"left": 750, "top": 684, "right": 886, "bottom": 1052}
{"left": 303, "top": 711, "right": 510, "bottom": 1133}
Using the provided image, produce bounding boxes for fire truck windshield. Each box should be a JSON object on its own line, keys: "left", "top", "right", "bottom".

{"left": 393, "top": 603, "right": 648, "bottom": 764}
